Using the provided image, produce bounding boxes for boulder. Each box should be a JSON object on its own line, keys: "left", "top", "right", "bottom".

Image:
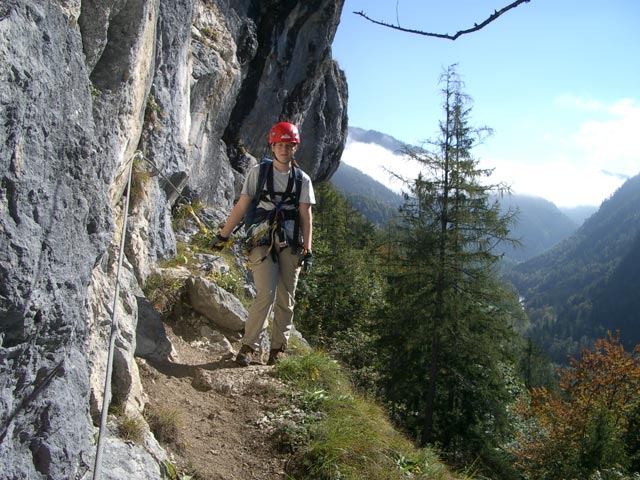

{"left": 187, "top": 276, "right": 247, "bottom": 332}
{"left": 135, "top": 296, "right": 173, "bottom": 362}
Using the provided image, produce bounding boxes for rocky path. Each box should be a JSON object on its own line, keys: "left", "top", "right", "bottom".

{"left": 139, "top": 325, "right": 293, "bottom": 480}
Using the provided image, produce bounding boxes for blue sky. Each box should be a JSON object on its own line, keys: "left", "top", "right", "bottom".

{"left": 332, "top": 0, "right": 640, "bottom": 207}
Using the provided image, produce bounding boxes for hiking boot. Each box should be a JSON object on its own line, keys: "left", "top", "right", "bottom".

{"left": 267, "top": 348, "right": 284, "bottom": 366}
{"left": 235, "top": 345, "right": 253, "bottom": 367}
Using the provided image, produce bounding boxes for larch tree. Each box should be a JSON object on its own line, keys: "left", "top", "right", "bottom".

{"left": 380, "top": 65, "right": 520, "bottom": 471}
{"left": 510, "top": 331, "right": 640, "bottom": 479}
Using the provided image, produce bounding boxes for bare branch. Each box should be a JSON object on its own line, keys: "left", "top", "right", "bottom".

{"left": 354, "top": 0, "right": 531, "bottom": 41}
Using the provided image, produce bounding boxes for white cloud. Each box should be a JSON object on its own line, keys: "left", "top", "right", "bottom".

{"left": 486, "top": 96, "right": 639, "bottom": 207}
{"left": 480, "top": 156, "right": 625, "bottom": 207}
{"left": 341, "top": 141, "right": 421, "bottom": 193}
{"left": 555, "top": 94, "right": 604, "bottom": 111}
{"left": 571, "top": 98, "right": 640, "bottom": 175}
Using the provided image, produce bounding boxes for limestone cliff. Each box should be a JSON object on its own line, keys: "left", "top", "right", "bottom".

{"left": 0, "top": 0, "right": 347, "bottom": 478}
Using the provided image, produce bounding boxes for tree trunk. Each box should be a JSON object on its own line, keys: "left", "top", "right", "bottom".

{"left": 422, "top": 331, "right": 440, "bottom": 445}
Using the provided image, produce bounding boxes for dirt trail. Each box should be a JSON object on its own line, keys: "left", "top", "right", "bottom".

{"left": 139, "top": 324, "right": 293, "bottom": 480}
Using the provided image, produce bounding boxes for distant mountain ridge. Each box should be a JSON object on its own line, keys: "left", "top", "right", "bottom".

{"left": 331, "top": 163, "right": 404, "bottom": 226}
{"left": 559, "top": 205, "right": 596, "bottom": 225}
{"left": 347, "top": 126, "right": 408, "bottom": 153}
{"left": 335, "top": 127, "right": 591, "bottom": 263}
{"left": 506, "top": 172, "right": 640, "bottom": 360}
{"left": 496, "top": 194, "right": 581, "bottom": 265}
{"left": 332, "top": 160, "right": 584, "bottom": 264}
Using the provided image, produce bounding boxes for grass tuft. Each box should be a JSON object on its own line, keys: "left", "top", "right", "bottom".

{"left": 145, "top": 405, "right": 182, "bottom": 448}
{"left": 143, "top": 271, "right": 185, "bottom": 317}
{"left": 277, "top": 349, "right": 349, "bottom": 394}
{"left": 117, "top": 414, "right": 145, "bottom": 444}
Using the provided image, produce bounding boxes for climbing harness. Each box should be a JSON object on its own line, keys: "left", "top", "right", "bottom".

{"left": 243, "top": 158, "right": 303, "bottom": 267}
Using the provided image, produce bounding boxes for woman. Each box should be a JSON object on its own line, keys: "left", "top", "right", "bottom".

{"left": 211, "top": 122, "right": 315, "bottom": 366}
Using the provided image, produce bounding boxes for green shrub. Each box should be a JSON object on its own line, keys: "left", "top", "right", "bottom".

{"left": 130, "top": 154, "right": 151, "bottom": 206}
{"left": 144, "top": 94, "right": 164, "bottom": 130}
{"left": 172, "top": 201, "right": 208, "bottom": 235}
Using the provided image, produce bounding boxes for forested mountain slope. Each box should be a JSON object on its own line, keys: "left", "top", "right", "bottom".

{"left": 347, "top": 126, "right": 408, "bottom": 153}
{"left": 506, "top": 172, "right": 640, "bottom": 361}
{"left": 331, "top": 162, "right": 403, "bottom": 225}
{"left": 496, "top": 194, "right": 580, "bottom": 265}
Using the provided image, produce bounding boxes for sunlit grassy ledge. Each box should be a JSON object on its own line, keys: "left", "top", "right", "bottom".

{"left": 275, "top": 348, "right": 468, "bottom": 480}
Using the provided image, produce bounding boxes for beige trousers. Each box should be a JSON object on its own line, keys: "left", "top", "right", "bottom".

{"left": 242, "top": 245, "right": 301, "bottom": 352}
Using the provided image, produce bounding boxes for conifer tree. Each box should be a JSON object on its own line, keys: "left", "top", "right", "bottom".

{"left": 380, "top": 65, "right": 520, "bottom": 471}
{"left": 295, "top": 183, "right": 385, "bottom": 390}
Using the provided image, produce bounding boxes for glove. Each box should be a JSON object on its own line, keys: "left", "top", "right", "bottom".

{"left": 210, "top": 233, "right": 229, "bottom": 251}
{"left": 299, "top": 249, "right": 313, "bottom": 274}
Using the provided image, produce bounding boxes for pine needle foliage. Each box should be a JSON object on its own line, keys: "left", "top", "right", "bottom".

{"left": 378, "top": 64, "right": 522, "bottom": 476}
{"left": 294, "top": 182, "right": 386, "bottom": 392}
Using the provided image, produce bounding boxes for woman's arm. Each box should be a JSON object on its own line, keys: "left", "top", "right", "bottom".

{"left": 219, "top": 194, "right": 252, "bottom": 237}
{"left": 298, "top": 202, "right": 313, "bottom": 251}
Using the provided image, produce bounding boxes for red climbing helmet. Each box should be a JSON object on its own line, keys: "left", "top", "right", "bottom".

{"left": 268, "top": 122, "right": 300, "bottom": 144}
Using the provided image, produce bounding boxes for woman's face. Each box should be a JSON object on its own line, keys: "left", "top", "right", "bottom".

{"left": 271, "top": 142, "right": 297, "bottom": 163}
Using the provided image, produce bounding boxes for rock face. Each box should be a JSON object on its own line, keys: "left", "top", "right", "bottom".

{"left": 0, "top": 0, "right": 347, "bottom": 478}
